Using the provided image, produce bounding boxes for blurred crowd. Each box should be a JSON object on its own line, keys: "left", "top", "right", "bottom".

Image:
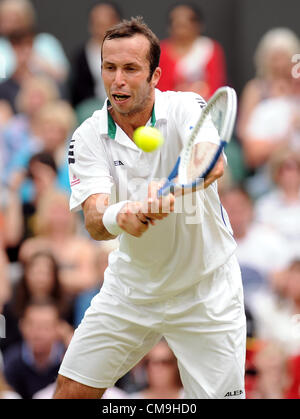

{"left": 0, "top": 0, "right": 299, "bottom": 399}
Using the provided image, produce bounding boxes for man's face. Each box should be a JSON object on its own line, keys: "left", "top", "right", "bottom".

{"left": 101, "top": 34, "right": 160, "bottom": 116}
{"left": 20, "top": 306, "right": 59, "bottom": 354}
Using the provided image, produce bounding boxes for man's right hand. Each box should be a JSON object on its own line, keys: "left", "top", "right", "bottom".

{"left": 116, "top": 201, "right": 150, "bottom": 238}
{"left": 117, "top": 182, "right": 175, "bottom": 237}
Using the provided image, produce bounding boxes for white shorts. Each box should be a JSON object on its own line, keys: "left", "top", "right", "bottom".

{"left": 58, "top": 255, "right": 246, "bottom": 399}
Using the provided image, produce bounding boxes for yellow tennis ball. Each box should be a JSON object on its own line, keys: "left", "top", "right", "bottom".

{"left": 133, "top": 126, "right": 164, "bottom": 152}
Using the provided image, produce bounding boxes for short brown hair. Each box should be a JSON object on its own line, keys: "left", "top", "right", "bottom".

{"left": 101, "top": 16, "right": 161, "bottom": 81}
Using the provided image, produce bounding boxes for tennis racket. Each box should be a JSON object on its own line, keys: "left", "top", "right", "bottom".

{"left": 157, "top": 86, "right": 237, "bottom": 197}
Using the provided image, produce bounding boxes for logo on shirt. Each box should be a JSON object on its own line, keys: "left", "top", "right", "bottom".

{"left": 114, "top": 160, "right": 124, "bottom": 166}
{"left": 68, "top": 139, "right": 75, "bottom": 164}
{"left": 70, "top": 174, "right": 80, "bottom": 187}
{"left": 195, "top": 97, "right": 207, "bottom": 109}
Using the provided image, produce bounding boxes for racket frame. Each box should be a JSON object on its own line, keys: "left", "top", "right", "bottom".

{"left": 157, "top": 86, "right": 237, "bottom": 197}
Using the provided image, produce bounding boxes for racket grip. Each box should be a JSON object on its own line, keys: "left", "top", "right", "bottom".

{"left": 157, "top": 156, "right": 181, "bottom": 197}
{"left": 157, "top": 182, "right": 172, "bottom": 197}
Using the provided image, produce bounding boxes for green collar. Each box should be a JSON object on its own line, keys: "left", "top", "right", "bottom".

{"left": 107, "top": 103, "right": 156, "bottom": 140}
{"left": 150, "top": 105, "right": 156, "bottom": 126}
{"left": 107, "top": 109, "right": 117, "bottom": 139}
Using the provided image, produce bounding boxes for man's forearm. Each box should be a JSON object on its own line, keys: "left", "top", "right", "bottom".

{"left": 83, "top": 194, "right": 116, "bottom": 241}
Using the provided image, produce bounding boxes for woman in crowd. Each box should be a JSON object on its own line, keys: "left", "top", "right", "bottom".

{"left": 0, "top": 0, "right": 69, "bottom": 85}
{"left": 1, "top": 75, "right": 60, "bottom": 181}
{"left": 237, "top": 28, "right": 300, "bottom": 171}
{"left": 1, "top": 250, "right": 74, "bottom": 353}
{"left": 7, "top": 99, "right": 76, "bottom": 202}
{"left": 129, "top": 340, "right": 184, "bottom": 399}
{"left": 157, "top": 2, "right": 227, "bottom": 99}
{"left": 254, "top": 148, "right": 300, "bottom": 260}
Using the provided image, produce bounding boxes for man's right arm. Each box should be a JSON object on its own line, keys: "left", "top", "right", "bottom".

{"left": 82, "top": 193, "right": 115, "bottom": 241}
{"left": 82, "top": 193, "right": 150, "bottom": 241}
{"left": 82, "top": 186, "right": 175, "bottom": 241}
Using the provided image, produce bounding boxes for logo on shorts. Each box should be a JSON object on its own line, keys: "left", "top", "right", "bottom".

{"left": 224, "top": 389, "right": 243, "bottom": 397}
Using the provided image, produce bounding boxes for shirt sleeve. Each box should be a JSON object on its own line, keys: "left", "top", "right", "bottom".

{"left": 68, "top": 122, "right": 114, "bottom": 212}
{"left": 173, "top": 92, "right": 220, "bottom": 146}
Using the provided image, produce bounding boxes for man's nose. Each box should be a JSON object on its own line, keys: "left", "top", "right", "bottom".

{"left": 114, "top": 68, "right": 126, "bottom": 86}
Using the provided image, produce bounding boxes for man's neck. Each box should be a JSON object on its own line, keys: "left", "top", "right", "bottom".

{"left": 109, "top": 98, "right": 155, "bottom": 141}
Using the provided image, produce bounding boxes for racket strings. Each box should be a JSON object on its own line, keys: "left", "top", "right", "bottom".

{"left": 173, "top": 87, "right": 237, "bottom": 194}
{"left": 184, "top": 96, "right": 228, "bottom": 184}
{"left": 187, "top": 142, "right": 219, "bottom": 182}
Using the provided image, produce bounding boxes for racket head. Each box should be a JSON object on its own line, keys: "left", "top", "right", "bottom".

{"left": 158, "top": 86, "right": 237, "bottom": 197}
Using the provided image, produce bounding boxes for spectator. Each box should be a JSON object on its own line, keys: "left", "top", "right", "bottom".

{"left": 247, "top": 341, "right": 290, "bottom": 399}
{"left": 0, "top": 0, "right": 69, "bottom": 85}
{"left": 1, "top": 250, "right": 74, "bottom": 353}
{"left": 220, "top": 186, "right": 291, "bottom": 291}
{"left": 73, "top": 239, "right": 119, "bottom": 328}
{"left": 285, "top": 353, "right": 300, "bottom": 399}
{"left": 157, "top": 3, "right": 227, "bottom": 99}
{"left": 237, "top": 27, "right": 300, "bottom": 147}
{"left": 237, "top": 28, "right": 300, "bottom": 197}
{"left": 3, "top": 152, "right": 59, "bottom": 267}
{"left": 1, "top": 75, "right": 60, "bottom": 182}
{"left": 242, "top": 79, "right": 300, "bottom": 171}
{"left": 251, "top": 260, "right": 300, "bottom": 357}
{"left": 254, "top": 148, "right": 300, "bottom": 260}
{"left": 0, "top": 103, "right": 10, "bottom": 182}
{"left": 285, "top": 260, "right": 300, "bottom": 323}
{"left": 0, "top": 100, "right": 13, "bottom": 126}
{"left": 0, "top": 203, "right": 11, "bottom": 301}
{"left": 1, "top": 294, "right": 21, "bottom": 399}
{"left": 6, "top": 99, "right": 76, "bottom": 206}
{"left": 70, "top": 2, "right": 122, "bottom": 109}
{"left": 3, "top": 299, "right": 72, "bottom": 399}
{"left": 0, "top": 246, "right": 10, "bottom": 313}
{"left": 129, "top": 340, "right": 184, "bottom": 399}
{"left": 18, "top": 190, "right": 99, "bottom": 296}
{"left": 0, "top": 26, "right": 36, "bottom": 112}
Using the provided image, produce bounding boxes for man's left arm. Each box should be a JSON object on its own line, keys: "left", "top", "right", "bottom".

{"left": 203, "top": 154, "right": 225, "bottom": 189}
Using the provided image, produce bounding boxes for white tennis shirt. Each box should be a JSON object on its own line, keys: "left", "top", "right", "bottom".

{"left": 69, "top": 89, "right": 237, "bottom": 302}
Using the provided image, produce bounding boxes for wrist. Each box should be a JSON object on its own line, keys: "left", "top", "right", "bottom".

{"left": 102, "top": 200, "right": 130, "bottom": 236}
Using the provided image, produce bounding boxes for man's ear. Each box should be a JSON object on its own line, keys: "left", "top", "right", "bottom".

{"left": 151, "top": 66, "right": 162, "bottom": 88}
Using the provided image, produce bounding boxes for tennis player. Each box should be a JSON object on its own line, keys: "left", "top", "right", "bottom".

{"left": 54, "top": 17, "right": 246, "bottom": 399}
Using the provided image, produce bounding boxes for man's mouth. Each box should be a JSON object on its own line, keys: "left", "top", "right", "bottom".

{"left": 112, "top": 93, "right": 131, "bottom": 102}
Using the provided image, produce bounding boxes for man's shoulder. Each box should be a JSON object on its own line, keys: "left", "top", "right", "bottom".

{"left": 157, "top": 88, "right": 202, "bottom": 100}
{"left": 73, "top": 109, "right": 103, "bottom": 139}
{"left": 156, "top": 89, "right": 205, "bottom": 109}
